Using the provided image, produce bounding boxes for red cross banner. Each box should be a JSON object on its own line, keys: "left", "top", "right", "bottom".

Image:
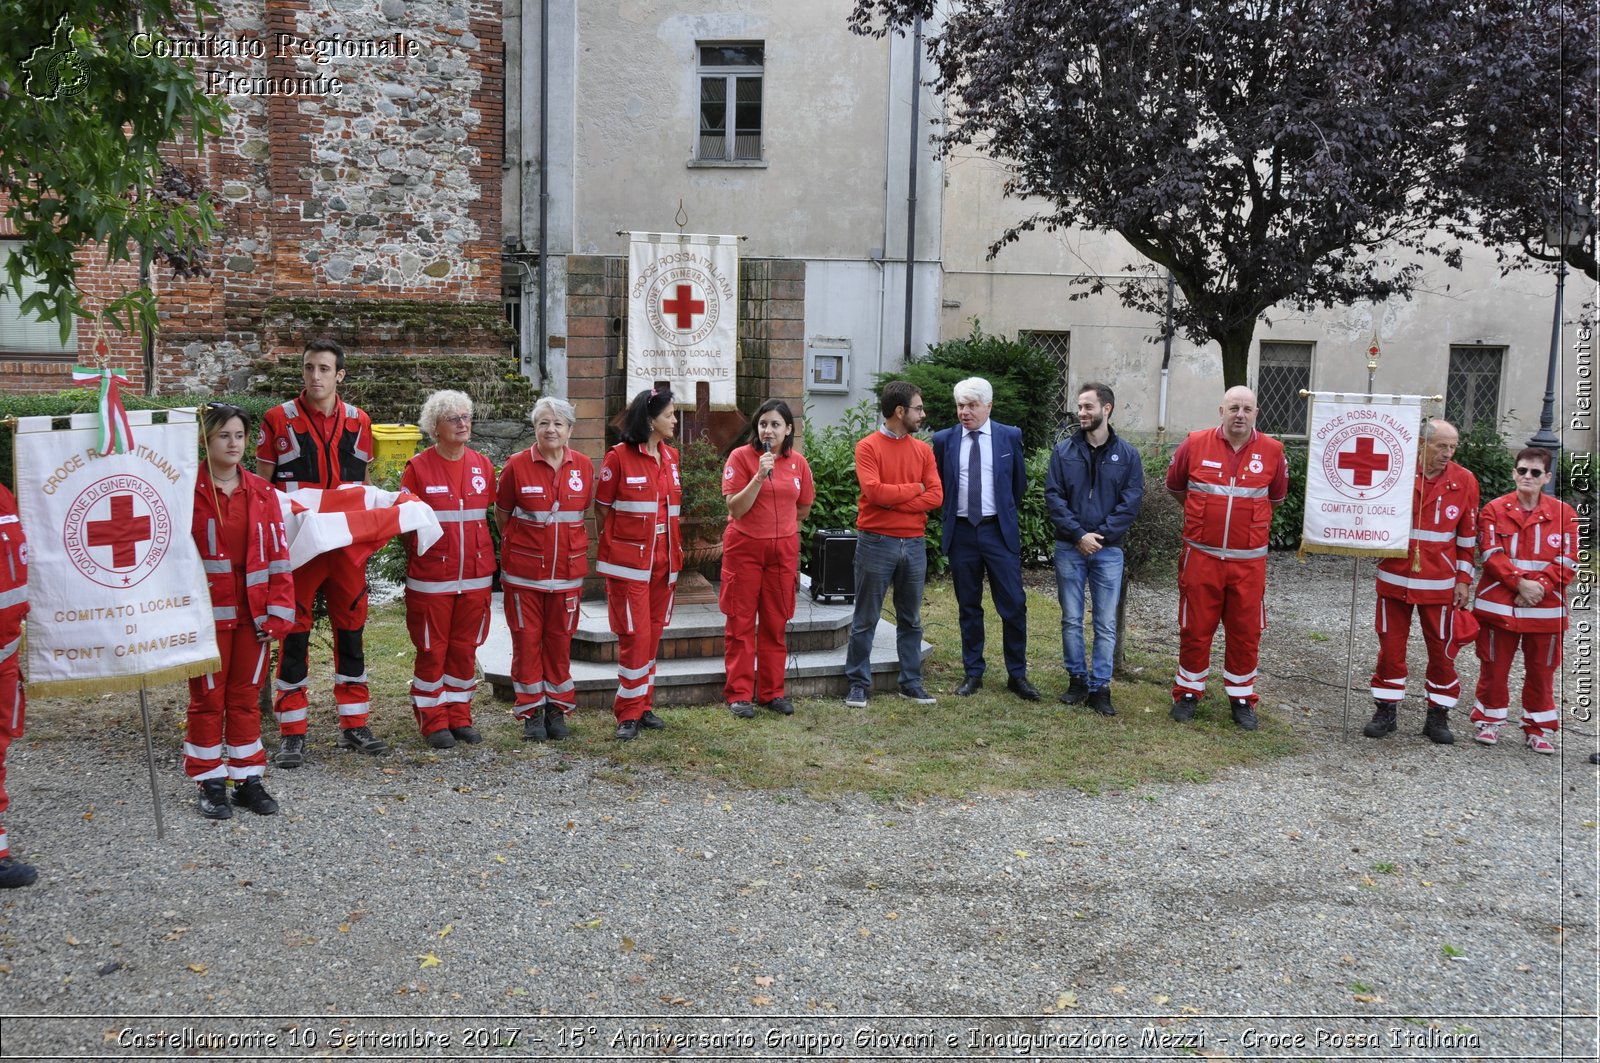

{"left": 627, "top": 231, "right": 740, "bottom": 408}
{"left": 12, "top": 409, "right": 220, "bottom": 696}
{"left": 1301, "top": 393, "right": 1425, "bottom": 559}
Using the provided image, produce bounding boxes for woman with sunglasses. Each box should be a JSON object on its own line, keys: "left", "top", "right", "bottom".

{"left": 401, "top": 391, "right": 496, "bottom": 749}
{"left": 719, "top": 399, "right": 814, "bottom": 719}
{"left": 1469, "top": 448, "right": 1580, "bottom": 754}
{"left": 188, "top": 404, "right": 295, "bottom": 819}
{"left": 595, "top": 387, "right": 682, "bottom": 741}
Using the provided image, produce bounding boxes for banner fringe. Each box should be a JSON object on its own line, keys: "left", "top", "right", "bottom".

{"left": 1300, "top": 544, "right": 1409, "bottom": 560}
{"left": 29, "top": 657, "right": 220, "bottom": 699}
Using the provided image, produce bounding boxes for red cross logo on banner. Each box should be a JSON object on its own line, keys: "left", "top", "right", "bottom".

{"left": 87, "top": 493, "right": 153, "bottom": 570}
{"left": 1336, "top": 435, "right": 1391, "bottom": 488}
{"left": 661, "top": 284, "right": 705, "bottom": 331}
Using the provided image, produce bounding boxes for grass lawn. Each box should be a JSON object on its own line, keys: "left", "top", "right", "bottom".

{"left": 26, "top": 575, "right": 1304, "bottom": 802}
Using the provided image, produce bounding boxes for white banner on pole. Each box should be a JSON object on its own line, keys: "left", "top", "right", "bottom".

{"left": 627, "top": 231, "right": 739, "bottom": 408}
{"left": 1301, "top": 393, "right": 1426, "bottom": 559}
{"left": 14, "top": 410, "right": 219, "bottom": 696}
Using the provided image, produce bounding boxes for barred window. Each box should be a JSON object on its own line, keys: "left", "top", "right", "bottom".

{"left": 1445, "top": 345, "right": 1504, "bottom": 433}
{"left": 1018, "top": 329, "right": 1072, "bottom": 434}
{"left": 1256, "top": 341, "right": 1312, "bottom": 437}
{"left": 0, "top": 241, "right": 77, "bottom": 359}
{"left": 698, "top": 43, "right": 763, "bottom": 162}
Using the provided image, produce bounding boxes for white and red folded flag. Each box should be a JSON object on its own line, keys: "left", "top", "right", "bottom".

{"left": 278, "top": 485, "right": 442, "bottom": 570}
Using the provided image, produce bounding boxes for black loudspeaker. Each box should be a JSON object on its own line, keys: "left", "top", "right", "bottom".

{"left": 809, "top": 529, "right": 857, "bottom": 603}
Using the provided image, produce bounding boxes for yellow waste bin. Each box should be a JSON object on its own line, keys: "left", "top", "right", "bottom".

{"left": 370, "top": 423, "right": 423, "bottom": 483}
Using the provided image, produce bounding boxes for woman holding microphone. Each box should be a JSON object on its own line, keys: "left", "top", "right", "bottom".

{"left": 596, "top": 387, "right": 682, "bottom": 741}
{"left": 188, "top": 403, "right": 296, "bottom": 819}
{"left": 721, "top": 399, "right": 814, "bottom": 718}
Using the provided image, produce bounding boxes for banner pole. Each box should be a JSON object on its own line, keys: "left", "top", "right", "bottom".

{"left": 137, "top": 681, "right": 166, "bottom": 840}
{"left": 1343, "top": 558, "right": 1359, "bottom": 741}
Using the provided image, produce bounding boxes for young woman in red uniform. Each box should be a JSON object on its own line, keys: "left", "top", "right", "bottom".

{"left": 401, "top": 390, "right": 497, "bottom": 749}
{"left": 596, "top": 388, "right": 682, "bottom": 741}
{"left": 188, "top": 404, "right": 296, "bottom": 819}
{"left": 720, "top": 399, "right": 814, "bottom": 718}
{"left": 1469, "top": 447, "right": 1581, "bottom": 754}
{"left": 496, "top": 396, "right": 594, "bottom": 741}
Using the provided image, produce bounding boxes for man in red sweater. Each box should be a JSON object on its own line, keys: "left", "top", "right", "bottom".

{"left": 843, "top": 381, "right": 944, "bottom": 708}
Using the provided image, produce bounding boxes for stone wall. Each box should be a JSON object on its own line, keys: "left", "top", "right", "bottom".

{"left": 2, "top": 0, "right": 506, "bottom": 395}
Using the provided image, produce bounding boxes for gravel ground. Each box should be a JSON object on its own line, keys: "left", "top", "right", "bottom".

{"left": 1, "top": 553, "right": 1596, "bottom": 1061}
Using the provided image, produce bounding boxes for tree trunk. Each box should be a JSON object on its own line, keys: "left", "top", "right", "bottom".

{"left": 1218, "top": 322, "right": 1256, "bottom": 389}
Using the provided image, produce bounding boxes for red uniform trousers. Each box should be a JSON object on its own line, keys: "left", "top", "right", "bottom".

{"left": 1172, "top": 548, "right": 1268, "bottom": 705}
{"left": 0, "top": 650, "right": 23, "bottom": 859}
{"left": 1370, "top": 599, "right": 1462, "bottom": 709}
{"left": 405, "top": 588, "right": 491, "bottom": 736}
{"left": 504, "top": 587, "right": 582, "bottom": 721}
{"left": 274, "top": 549, "right": 370, "bottom": 735}
{"left": 185, "top": 609, "right": 271, "bottom": 782}
{"left": 607, "top": 545, "right": 675, "bottom": 723}
{"left": 1470, "top": 626, "right": 1562, "bottom": 737}
{"left": 721, "top": 528, "right": 798, "bottom": 704}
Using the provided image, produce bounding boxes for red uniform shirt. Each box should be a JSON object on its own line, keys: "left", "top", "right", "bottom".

{"left": 1166, "top": 427, "right": 1288, "bottom": 558}
{"left": 496, "top": 447, "right": 594, "bottom": 590}
{"left": 1473, "top": 491, "right": 1581, "bottom": 633}
{"left": 722, "top": 445, "right": 815, "bottom": 539}
{"left": 256, "top": 392, "right": 375, "bottom": 491}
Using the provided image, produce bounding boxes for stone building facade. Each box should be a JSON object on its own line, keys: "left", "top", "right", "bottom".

{"left": 1, "top": 0, "right": 508, "bottom": 395}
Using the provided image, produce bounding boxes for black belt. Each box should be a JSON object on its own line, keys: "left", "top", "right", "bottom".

{"left": 962, "top": 515, "right": 998, "bottom": 526}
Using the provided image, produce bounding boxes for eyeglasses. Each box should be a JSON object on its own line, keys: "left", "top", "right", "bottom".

{"left": 443, "top": 414, "right": 472, "bottom": 426}
{"left": 1514, "top": 466, "right": 1547, "bottom": 477}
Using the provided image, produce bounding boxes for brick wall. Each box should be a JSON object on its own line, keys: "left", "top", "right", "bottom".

{"left": 2, "top": 0, "right": 506, "bottom": 396}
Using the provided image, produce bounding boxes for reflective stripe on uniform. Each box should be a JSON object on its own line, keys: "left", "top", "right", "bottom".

{"left": 1184, "top": 538, "right": 1268, "bottom": 561}
{"left": 405, "top": 575, "right": 494, "bottom": 594}
{"left": 435, "top": 508, "right": 489, "bottom": 523}
{"left": 1187, "top": 480, "right": 1268, "bottom": 498}
{"left": 1376, "top": 569, "right": 1457, "bottom": 592}
{"left": 501, "top": 572, "right": 584, "bottom": 592}
{"left": 1474, "top": 599, "right": 1567, "bottom": 620}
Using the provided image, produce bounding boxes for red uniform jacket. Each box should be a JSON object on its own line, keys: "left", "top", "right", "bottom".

{"left": 595, "top": 442, "right": 683, "bottom": 583}
{"left": 1168, "top": 428, "right": 1288, "bottom": 560}
{"left": 1473, "top": 492, "right": 1581, "bottom": 633}
{"left": 192, "top": 469, "right": 296, "bottom": 638}
{"left": 496, "top": 447, "right": 594, "bottom": 593}
{"left": 1375, "top": 461, "right": 1480, "bottom": 603}
{"left": 401, "top": 447, "right": 496, "bottom": 594}
{"left": 0, "top": 484, "right": 28, "bottom": 663}
{"left": 256, "top": 393, "right": 374, "bottom": 492}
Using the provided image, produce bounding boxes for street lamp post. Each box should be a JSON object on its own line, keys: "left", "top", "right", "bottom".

{"left": 1529, "top": 206, "right": 1593, "bottom": 494}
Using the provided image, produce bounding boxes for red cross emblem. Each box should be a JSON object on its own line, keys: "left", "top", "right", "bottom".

{"left": 1336, "top": 435, "right": 1391, "bottom": 488}
{"left": 661, "top": 284, "right": 705, "bottom": 330}
{"left": 87, "top": 493, "right": 153, "bottom": 568}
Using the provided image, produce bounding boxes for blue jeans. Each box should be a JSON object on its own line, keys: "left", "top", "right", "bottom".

{"left": 1054, "top": 542, "right": 1124, "bottom": 691}
{"left": 843, "top": 530, "right": 926, "bottom": 690}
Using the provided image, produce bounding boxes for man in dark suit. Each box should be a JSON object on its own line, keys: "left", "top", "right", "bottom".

{"left": 933, "top": 377, "right": 1040, "bottom": 700}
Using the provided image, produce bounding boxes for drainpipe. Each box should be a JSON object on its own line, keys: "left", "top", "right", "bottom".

{"left": 900, "top": 15, "right": 922, "bottom": 364}
{"left": 1156, "top": 269, "right": 1175, "bottom": 443}
{"left": 534, "top": 0, "right": 550, "bottom": 388}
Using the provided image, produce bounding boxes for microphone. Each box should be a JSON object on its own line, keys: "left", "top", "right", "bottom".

{"left": 762, "top": 438, "right": 774, "bottom": 480}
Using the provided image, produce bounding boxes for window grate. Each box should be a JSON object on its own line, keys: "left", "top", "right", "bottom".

{"left": 1256, "top": 341, "right": 1312, "bottom": 437}
{"left": 1018, "top": 330, "right": 1072, "bottom": 436}
{"left": 1445, "top": 346, "right": 1504, "bottom": 434}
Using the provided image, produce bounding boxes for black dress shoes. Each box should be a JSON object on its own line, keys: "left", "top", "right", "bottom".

{"left": 1007, "top": 676, "right": 1041, "bottom": 701}
{"left": 955, "top": 676, "right": 983, "bottom": 697}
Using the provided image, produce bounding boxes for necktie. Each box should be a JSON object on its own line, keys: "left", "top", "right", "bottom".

{"left": 966, "top": 430, "right": 982, "bottom": 526}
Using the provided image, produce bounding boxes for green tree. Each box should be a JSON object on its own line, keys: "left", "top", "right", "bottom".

{"left": 1, "top": 1, "right": 227, "bottom": 338}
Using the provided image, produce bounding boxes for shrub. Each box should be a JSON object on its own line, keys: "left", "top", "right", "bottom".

{"left": 799, "top": 400, "right": 880, "bottom": 550}
{"left": 1122, "top": 441, "right": 1185, "bottom": 580}
{"left": 874, "top": 319, "right": 1063, "bottom": 452}
{"left": 1453, "top": 418, "right": 1516, "bottom": 501}
{"left": 1269, "top": 443, "right": 1310, "bottom": 549}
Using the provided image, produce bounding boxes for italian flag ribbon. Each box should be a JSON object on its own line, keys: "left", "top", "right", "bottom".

{"left": 71, "top": 365, "right": 135, "bottom": 455}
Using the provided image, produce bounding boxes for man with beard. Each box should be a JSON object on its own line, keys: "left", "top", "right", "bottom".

{"left": 842, "top": 381, "right": 943, "bottom": 709}
{"left": 1045, "top": 383, "right": 1145, "bottom": 715}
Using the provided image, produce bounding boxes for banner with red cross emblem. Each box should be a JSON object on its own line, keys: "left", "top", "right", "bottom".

{"left": 13, "top": 409, "right": 220, "bottom": 696}
{"left": 627, "top": 231, "right": 740, "bottom": 408}
{"left": 1301, "top": 393, "right": 1425, "bottom": 559}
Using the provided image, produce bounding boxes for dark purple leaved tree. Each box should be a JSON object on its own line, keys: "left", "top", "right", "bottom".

{"left": 850, "top": 0, "right": 1582, "bottom": 385}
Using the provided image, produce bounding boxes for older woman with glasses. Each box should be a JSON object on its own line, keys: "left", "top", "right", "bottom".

{"left": 495, "top": 397, "right": 594, "bottom": 740}
{"left": 401, "top": 390, "right": 497, "bottom": 749}
{"left": 1469, "top": 447, "right": 1580, "bottom": 754}
{"left": 187, "top": 403, "right": 296, "bottom": 819}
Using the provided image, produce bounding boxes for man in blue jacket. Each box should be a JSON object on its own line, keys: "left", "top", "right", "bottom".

{"left": 1045, "top": 383, "right": 1145, "bottom": 715}
{"left": 933, "top": 377, "right": 1040, "bottom": 700}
